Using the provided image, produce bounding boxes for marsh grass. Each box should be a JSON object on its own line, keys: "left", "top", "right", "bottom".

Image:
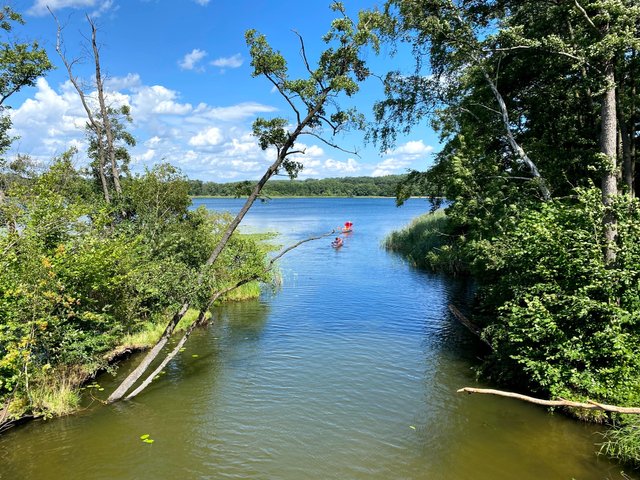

{"left": 222, "top": 282, "right": 262, "bottom": 301}
{"left": 383, "top": 210, "right": 463, "bottom": 274}
{"left": 600, "top": 420, "right": 640, "bottom": 468}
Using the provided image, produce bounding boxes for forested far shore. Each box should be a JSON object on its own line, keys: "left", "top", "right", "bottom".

{"left": 187, "top": 175, "right": 408, "bottom": 198}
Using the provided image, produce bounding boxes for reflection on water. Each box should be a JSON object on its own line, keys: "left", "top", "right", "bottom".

{"left": 0, "top": 198, "right": 633, "bottom": 480}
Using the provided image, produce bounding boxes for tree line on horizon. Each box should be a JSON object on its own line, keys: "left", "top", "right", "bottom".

{"left": 187, "top": 174, "right": 408, "bottom": 197}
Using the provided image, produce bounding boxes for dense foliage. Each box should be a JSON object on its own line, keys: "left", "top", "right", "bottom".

{"left": 187, "top": 175, "right": 406, "bottom": 197}
{"left": 0, "top": 158, "right": 271, "bottom": 419}
{"left": 376, "top": 0, "right": 640, "bottom": 463}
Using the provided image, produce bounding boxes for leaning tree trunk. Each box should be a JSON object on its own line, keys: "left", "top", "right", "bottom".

{"left": 600, "top": 64, "right": 618, "bottom": 264}
{"left": 106, "top": 92, "right": 331, "bottom": 403}
{"left": 480, "top": 68, "right": 551, "bottom": 201}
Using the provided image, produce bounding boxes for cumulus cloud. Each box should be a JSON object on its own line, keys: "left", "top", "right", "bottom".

{"left": 211, "top": 54, "right": 243, "bottom": 70}
{"left": 10, "top": 78, "right": 86, "bottom": 158}
{"left": 371, "top": 158, "right": 410, "bottom": 177}
{"left": 133, "top": 149, "right": 156, "bottom": 164}
{"left": 191, "top": 102, "right": 277, "bottom": 122}
{"left": 179, "top": 49, "right": 208, "bottom": 71}
{"left": 388, "top": 139, "right": 433, "bottom": 157}
{"left": 371, "top": 139, "right": 434, "bottom": 176}
{"left": 106, "top": 73, "right": 142, "bottom": 91}
{"left": 188, "top": 127, "right": 223, "bottom": 147}
{"left": 305, "top": 145, "right": 325, "bottom": 157}
{"left": 131, "top": 85, "right": 193, "bottom": 120}
{"left": 28, "top": 0, "right": 114, "bottom": 16}
{"left": 324, "top": 158, "right": 360, "bottom": 173}
{"left": 7, "top": 73, "right": 362, "bottom": 181}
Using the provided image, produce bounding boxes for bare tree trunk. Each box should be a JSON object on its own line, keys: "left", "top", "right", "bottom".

{"left": 622, "top": 119, "right": 634, "bottom": 197}
{"left": 50, "top": 9, "right": 111, "bottom": 204}
{"left": 87, "top": 15, "right": 122, "bottom": 197}
{"left": 480, "top": 68, "right": 551, "bottom": 201}
{"left": 601, "top": 64, "right": 618, "bottom": 264}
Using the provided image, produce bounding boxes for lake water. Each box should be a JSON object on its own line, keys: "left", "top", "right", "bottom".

{"left": 0, "top": 198, "right": 632, "bottom": 479}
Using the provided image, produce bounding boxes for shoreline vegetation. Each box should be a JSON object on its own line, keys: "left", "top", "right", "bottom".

{"left": 0, "top": 157, "right": 278, "bottom": 432}
{"left": 384, "top": 204, "right": 640, "bottom": 467}
{"left": 187, "top": 175, "right": 411, "bottom": 198}
{"left": 0, "top": 279, "right": 266, "bottom": 434}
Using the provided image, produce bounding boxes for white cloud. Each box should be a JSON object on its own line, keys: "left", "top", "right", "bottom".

{"left": 211, "top": 54, "right": 243, "bottom": 69}
{"left": 10, "top": 78, "right": 86, "bottom": 158}
{"left": 6, "top": 74, "right": 334, "bottom": 181}
{"left": 371, "top": 157, "right": 411, "bottom": 177}
{"left": 193, "top": 0, "right": 210, "bottom": 5}
{"left": 28, "top": 0, "right": 114, "bottom": 16}
{"left": 133, "top": 149, "right": 156, "bottom": 164}
{"left": 188, "top": 127, "right": 223, "bottom": 147}
{"left": 131, "top": 85, "right": 193, "bottom": 119}
{"left": 305, "top": 145, "right": 324, "bottom": 157}
{"left": 388, "top": 139, "right": 433, "bottom": 157}
{"left": 324, "top": 158, "right": 360, "bottom": 173}
{"left": 145, "top": 136, "right": 162, "bottom": 147}
{"left": 191, "top": 102, "right": 277, "bottom": 122}
{"left": 106, "top": 74, "right": 142, "bottom": 91}
{"left": 371, "top": 139, "right": 434, "bottom": 176}
{"left": 179, "top": 49, "right": 208, "bottom": 71}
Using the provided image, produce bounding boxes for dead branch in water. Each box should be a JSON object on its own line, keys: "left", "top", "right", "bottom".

{"left": 457, "top": 387, "right": 640, "bottom": 414}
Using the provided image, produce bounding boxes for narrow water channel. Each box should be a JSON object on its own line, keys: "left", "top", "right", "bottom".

{"left": 0, "top": 198, "right": 632, "bottom": 479}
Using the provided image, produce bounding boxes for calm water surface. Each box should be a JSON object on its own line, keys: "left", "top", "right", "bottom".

{"left": 0, "top": 198, "right": 632, "bottom": 479}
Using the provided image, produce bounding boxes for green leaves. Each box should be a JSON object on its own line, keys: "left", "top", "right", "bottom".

{"left": 252, "top": 118, "right": 288, "bottom": 151}
{"left": 245, "top": 4, "right": 379, "bottom": 176}
{"left": 245, "top": 29, "right": 287, "bottom": 79}
{"left": 478, "top": 189, "right": 640, "bottom": 406}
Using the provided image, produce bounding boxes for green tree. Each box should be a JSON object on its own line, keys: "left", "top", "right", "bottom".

{"left": 107, "top": 2, "right": 383, "bottom": 403}
{"left": 375, "top": 0, "right": 640, "bottom": 416}
{"left": 0, "top": 7, "right": 52, "bottom": 200}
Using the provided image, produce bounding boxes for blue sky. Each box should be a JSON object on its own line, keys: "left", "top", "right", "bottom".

{"left": 8, "top": 0, "right": 438, "bottom": 182}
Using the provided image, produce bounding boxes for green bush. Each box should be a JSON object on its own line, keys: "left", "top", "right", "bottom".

{"left": 0, "top": 161, "right": 272, "bottom": 419}
{"left": 475, "top": 188, "right": 640, "bottom": 407}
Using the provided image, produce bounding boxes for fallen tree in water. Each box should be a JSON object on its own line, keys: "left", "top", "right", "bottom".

{"left": 457, "top": 387, "right": 640, "bottom": 415}
{"left": 124, "top": 230, "right": 336, "bottom": 400}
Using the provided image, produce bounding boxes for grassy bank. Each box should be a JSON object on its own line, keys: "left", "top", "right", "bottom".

{"left": 0, "top": 308, "right": 205, "bottom": 425}
{"left": 383, "top": 210, "right": 464, "bottom": 275}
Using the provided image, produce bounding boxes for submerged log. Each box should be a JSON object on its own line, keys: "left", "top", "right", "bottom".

{"left": 448, "top": 304, "right": 491, "bottom": 348}
{"left": 457, "top": 387, "right": 640, "bottom": 414}
{"left": 121, "top": 230, "right": 337, "bottom": 401}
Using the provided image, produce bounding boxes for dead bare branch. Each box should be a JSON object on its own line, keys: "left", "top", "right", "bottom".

{"left": 124, "top": 229, "right": 336, "bottom": 400}
{"left": 300, "top": 130, "right": 360, "bottom": 156}
{"left": 457, "top": 387, "right": 640, "bottom": 414}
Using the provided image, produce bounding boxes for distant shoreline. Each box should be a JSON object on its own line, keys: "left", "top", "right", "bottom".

{"left": 190, "top": 195, "right": 432, "bottom": 199}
